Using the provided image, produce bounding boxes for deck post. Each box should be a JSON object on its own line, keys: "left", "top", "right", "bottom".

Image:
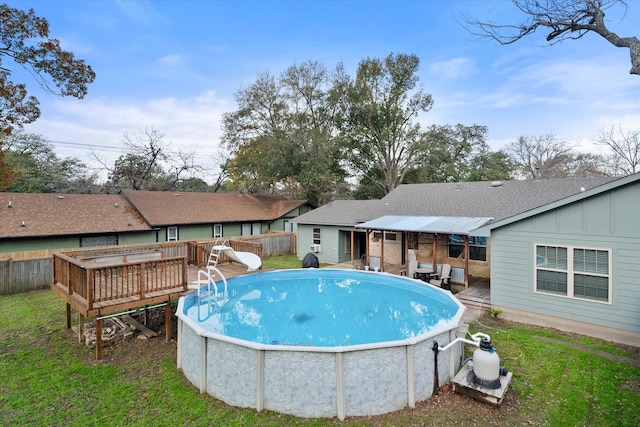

{"left": 78, "top": 312, "right": 84, "bottom": 343}
{"left": 66, "top": 302, "right": 71, "bottom": 329}
{"left": 165, "top": 297, "right": 172, "bottom": 341}
{"left": 95, "top": 317, "right": 102, "bottom": 360}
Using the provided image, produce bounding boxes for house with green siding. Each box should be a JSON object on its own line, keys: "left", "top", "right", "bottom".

{"left": 294, "top": 175, "right": 640, "bottom": 345}
{"left": 1, "top": 191, "right": 311, "bottom": 254}
{"left": 472, "top": 172, "right": 640, "bottom": 345}
{"left": 121, "top": 191, "right": 311, "bottom": 243}
{"left": 294, "top": 177, "right": 618, "bottom": 280}
{"left": 0, "top": 193, "right": 155, "bottom": 253}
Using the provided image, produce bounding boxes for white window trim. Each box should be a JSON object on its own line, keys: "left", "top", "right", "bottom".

{"left": 533, "top": 243, "right": 612, "bottom": 304}
{"left": 213, "top": 224, "right": 223, "bottom": 238}
{"left": 167, "top": 226, "right": 178, "bottom": 242}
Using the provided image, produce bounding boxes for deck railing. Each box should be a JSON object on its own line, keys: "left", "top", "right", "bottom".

{"left": 189, "top": 239, "right": 263, "bottom": 268}
{"left": 53, "top": 243, "right": 189, "bottom": 313}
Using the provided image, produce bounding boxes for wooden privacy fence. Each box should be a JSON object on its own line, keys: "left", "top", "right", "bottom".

{"left": 189, "top": 232, "right": 297, "bottom": 268}
{"left": 0, "top": 257, "right": 52, "bottom": 295}
{"left": 234, "top": 231, "right": 297, "bottom": 257}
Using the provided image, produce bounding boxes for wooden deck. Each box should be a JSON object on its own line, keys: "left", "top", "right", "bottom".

{"left": 456, "top": 277, "right": 491, "bottom": 308}
{"left": 50, "top": 241, "right": 262, "bottom": 360}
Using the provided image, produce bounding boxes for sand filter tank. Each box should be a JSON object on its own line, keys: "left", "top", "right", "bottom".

{"left": 470, "top": 337, "right": 505, "bottom": 389}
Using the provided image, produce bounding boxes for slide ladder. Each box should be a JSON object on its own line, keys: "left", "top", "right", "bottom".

{"left": 207, "top": 238, "right": 230, "bottom": 270}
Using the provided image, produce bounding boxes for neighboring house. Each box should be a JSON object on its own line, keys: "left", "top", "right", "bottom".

{"left": 472, "top": 173, "right": 640, "bottom": 344}
{"left": 1, "top": 191, "right": 312, "bottom": 254}
{"left": 121, "top": 191, "right": 312, "bottom": 242}
{"left": 294, "top": 177, "right": 617, "bottom": 277}
{"left": 0, "top": 193, "right": 154, "bottom": 253}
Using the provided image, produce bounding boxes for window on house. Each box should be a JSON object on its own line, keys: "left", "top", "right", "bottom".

{"left": 167, "top": 226, "right": 178, "bottom": 241}
{"left": 313, "top": 228, "right": 321, "bottom": 245}
{"left": 384, "top": 232, "right": 397, "bottom": 241}
{"left": 241, "top": 223, "right": 261, "bottom": 236}
{"left": 448, "top": 235, "right": 487, "bottom": 261}
{"left": 80, "top": 235, "right": 118, "bottom": 247}
{"left": 213, "top": 224, "right": 223, "bottom": 238}
{"left": 535, "top": 244, "right": 610, "bottom": 303}
{"left": 373, "top": 232, "right": 382, "bottom": 240}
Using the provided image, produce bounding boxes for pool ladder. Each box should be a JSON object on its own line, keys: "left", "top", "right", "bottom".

{"left": 194, "top": 266, "right": 228, "bottom": 321}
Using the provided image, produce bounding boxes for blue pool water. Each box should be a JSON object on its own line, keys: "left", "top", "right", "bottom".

{"left": 182, "top": 269, "right": 461, "bottom": 347}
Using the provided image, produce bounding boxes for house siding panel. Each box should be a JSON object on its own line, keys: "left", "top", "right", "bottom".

{"left": 490, "top": 186, "right": 640, "bottom": 335}
{"left": 176, "top": 225, "right": 212, "bottom": 241}
{"left": 297, "top": 224, "right": 344, "bottom": 264}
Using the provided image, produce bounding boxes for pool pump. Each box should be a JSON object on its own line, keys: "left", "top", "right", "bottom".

{"left": 437, "top": 330, "right": 512, "bottom": 404}
{"left": 470, "top": 337, "right": 507, "bottom": 389}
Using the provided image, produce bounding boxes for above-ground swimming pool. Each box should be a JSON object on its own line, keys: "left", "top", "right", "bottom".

{"left": 176, "top": 269, "right": 467, "bottom": 420}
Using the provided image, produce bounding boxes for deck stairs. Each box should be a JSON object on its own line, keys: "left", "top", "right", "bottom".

{"left": 455, "top": 278, "right": 491, "bottom": 311}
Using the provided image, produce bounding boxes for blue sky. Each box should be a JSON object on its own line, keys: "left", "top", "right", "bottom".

{"left": 7, "top": 0, "right": 640, "bottom": 182}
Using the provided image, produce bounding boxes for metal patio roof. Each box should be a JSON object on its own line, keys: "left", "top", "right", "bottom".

{"left": 354, "top": 215, "right": 493, "bottom": 235}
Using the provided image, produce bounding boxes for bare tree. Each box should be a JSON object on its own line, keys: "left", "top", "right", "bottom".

{"left": 91, "top": 127, "right": 204, "bottom": 191}
{"left": 505, "top": 133, "right": 608, "bottom": 178}
{"left": 465, "top": 0, "right": 640, "bottom": 75}
{"left": 597, "top": 125, "right": 640, "bottom": 175}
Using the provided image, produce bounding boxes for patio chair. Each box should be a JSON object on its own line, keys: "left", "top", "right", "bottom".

{"left": 429, "top": 264, "right": 452, "bottom": 289}
{"left": 408, "top": 259, "right": 418, "bottom": 278}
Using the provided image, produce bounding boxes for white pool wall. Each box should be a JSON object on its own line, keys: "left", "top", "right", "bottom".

{"left": 177, "top": 277, "right": 466, "bottom": 420}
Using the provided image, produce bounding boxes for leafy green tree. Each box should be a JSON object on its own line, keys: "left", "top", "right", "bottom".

{"left": 466, "top": 146, "right": 516, "bottom": 182}
{"left": 400, "top": 124, "right": 514, "bottom": 183}
{"left": 0, "top": 4, "right": 95, "bottom": 134}
{"left": 175, "top": 177, "right": 212, "bottom": 192}
{"left": 2, "top": 132, "right": 97, "bottom": 192}
{"left": 222, "top": 61, "right": 347, "bottom": 205}
{"left": 336, "top": 53, "right": 434, "bottom": 195}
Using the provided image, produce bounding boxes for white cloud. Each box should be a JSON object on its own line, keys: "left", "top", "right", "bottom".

{"left": 21, "top": 91, "right": 232, "bottom": 183}
{"left": 427, "top": 57, "right": 476, "bottom": 79}
{"left": 157, "top": 53, "right": 184, "bottom": 66}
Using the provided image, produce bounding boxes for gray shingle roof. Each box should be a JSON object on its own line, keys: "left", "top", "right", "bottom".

{"left": 294, "top": 177, "right": 619, "bottom": 226}
{"left": 293, "top": 200, "right": 384, "bottom": 226}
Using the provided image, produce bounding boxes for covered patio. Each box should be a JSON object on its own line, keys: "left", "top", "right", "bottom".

{"left": 353, "top": 215, "right": 492, "bottom": 288}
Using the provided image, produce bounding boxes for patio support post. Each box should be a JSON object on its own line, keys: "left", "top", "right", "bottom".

{"left": 365, "top": 229, "right": 370, "bottom": 266}
{"left": 464, "top": 236, "right": 470, "bottom": 288}
{"left": 432, "top": 235, "right": 437, "bottom": 271}
{"left": 380, "top": 230, "right": 385, "bottom": 272}
{"left": 350, "top": 230, "right": 355, "bottom": 266}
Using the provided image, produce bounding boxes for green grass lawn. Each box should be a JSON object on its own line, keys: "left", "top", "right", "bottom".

{"left": 1, "top": 255, "right": 639, "bottom": 426}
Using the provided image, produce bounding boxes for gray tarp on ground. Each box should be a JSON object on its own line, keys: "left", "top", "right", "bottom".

{"left": 354, "top": 215, "right": 493, "bottom": 235}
